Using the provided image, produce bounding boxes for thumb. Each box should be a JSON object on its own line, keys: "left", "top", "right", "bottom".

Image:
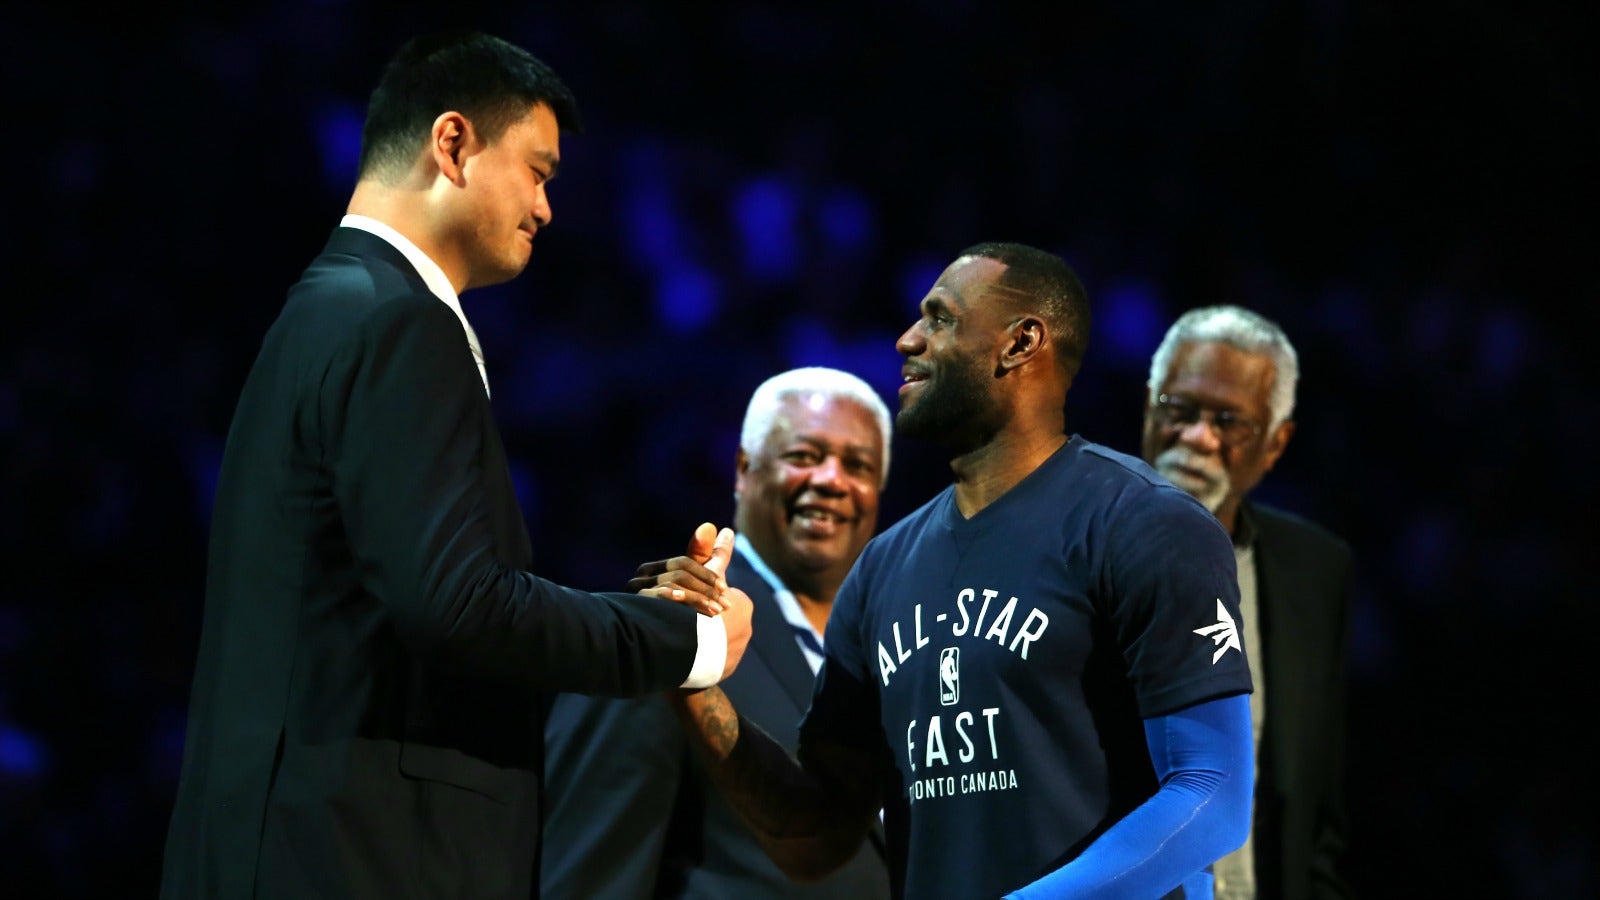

{"left": 686, "top": 521, "right": 719, "bottom": 562}
{"left": 703, "top": 527, "right": 736, "bottom": 580}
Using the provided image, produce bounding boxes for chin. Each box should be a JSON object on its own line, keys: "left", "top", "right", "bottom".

{"left": 784, "top": 540, "right": 846, "bottom": 570}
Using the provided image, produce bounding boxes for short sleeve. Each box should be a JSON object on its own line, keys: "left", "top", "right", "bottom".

{"left": 1100, "top": 490, "right": 1253, "bottom": 718}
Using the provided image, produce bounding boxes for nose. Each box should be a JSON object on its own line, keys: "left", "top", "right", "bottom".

{"left": 1176, "top": 417, "right": 1223, "bottom": 451}
{"left": 532, "top": 183, "right": 552, "bottom": 228}
{"left": 896, "top": 322, "right": 924, "bottom": 356}
{"left": 808, "top": 455, "right": 848, "bottom": 494}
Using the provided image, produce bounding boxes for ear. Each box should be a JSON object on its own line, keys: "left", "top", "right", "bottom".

{"left": 428, "top": 111, "right": 473, "bottom": 185}
{"left": 1260, "top": 419, "right": 1295, "bottom": 473}
{"left": 734, "top": 447, "right": 751, "bottom": 497}
{"left": 998, "top": 316, "right": 1047, "bottom": 373}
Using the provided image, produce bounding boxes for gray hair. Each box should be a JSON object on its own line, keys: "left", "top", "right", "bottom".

{"left": 1147, "top": 305, "right": 1300, "bottom": 428}
{"left": 740, "top": 367, "right": 893, "bottom": 487}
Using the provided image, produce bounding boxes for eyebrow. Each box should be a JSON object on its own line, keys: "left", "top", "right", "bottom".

{"left": 533, "top": 150, "right": 561, "bottom": 180}
{"left": 791, "top": 435, "right": 880, "bottom": 459}
{"left": 922, "top": 292, "right": 963, "bottom": 315}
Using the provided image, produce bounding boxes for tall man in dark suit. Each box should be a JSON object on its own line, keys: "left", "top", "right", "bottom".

{"left": 542, "top": 366, "right": 893, "bottom": 899}
{"left": 159, "top": 31, "right": 752, "bottom": 900}
{"left": 1141, "top": 305, "right": 1354, "bottom": 900}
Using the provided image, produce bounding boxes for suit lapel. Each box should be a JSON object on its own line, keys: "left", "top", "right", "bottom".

{"left": 1249, "top": 504, "right": 1304, "bottom": 789}
{"left": 728, "top": 553, "right": 821, "bottom": 716}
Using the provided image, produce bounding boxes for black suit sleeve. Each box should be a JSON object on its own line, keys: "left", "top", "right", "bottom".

{"left": 323, "top": 294, "right": 698, "bottom": 693}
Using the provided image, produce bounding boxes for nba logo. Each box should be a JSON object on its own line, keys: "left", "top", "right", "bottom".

{"left": 939, "top": 647, "right": 959, "bottom": 706}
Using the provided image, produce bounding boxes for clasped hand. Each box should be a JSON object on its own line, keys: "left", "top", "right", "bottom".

{"left": 630, "top": 522, "right": 754, "bottom": 682}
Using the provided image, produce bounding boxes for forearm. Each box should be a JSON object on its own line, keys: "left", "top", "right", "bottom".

{"left": 671, "top": 686, "right": 879, "bottom": 881}
{"left": 402, "top": 565, "right": 700, "bottom": 693}
{"left": 1006, "top": 694, "right": 1254, "bottom": 899}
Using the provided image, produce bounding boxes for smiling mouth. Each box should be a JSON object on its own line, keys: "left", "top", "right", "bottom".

{"left": 791, "top": 508, "right": 851, "bottom": 535}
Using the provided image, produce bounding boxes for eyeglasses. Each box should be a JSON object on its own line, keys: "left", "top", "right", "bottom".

{"left": 1150, "top": 394, "right": 1264, "bottom": 448}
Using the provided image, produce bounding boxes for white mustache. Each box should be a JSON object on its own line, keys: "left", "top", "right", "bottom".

{"left": 1154, "top": 447, "right": 1224, "bottom": 485}
{"left": 1153, "top": 447, "right": 1230, "bottom": 514}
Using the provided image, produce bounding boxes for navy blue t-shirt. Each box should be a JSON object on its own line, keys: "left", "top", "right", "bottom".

{"left": 800, "top": 436, "right": 1252, "bottom": 899}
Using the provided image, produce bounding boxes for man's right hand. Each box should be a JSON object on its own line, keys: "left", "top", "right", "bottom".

{"left": 694, "top": 524, "right": 753, "bottom": 682}
{"left": 633, "top": 523, "right": 753, "bottom": 682}
{"left": 712, "top": 586, "right": 753, "bottom": 681}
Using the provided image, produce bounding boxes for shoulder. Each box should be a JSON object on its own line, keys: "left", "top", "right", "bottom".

{"left": 1249, "top": 501, "right": 1352, "bottom": 563}
{"left": 1071, "top": 439, "right": 1223, "bottom": 536}
{"left": 1076, "top": 439, "right": 1203, "bottom": 502}
{"left": 1077, "top": 439, "right": 1166, "bottom": 486}
{"left": 289, "top": 253, "right": 442, "bottom": 325}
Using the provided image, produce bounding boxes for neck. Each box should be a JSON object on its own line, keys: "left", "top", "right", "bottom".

{"left": 763, "top": 557, "right": 841, "bottom": 636}
{"left": 346, "top": 181, "right": 469, "bottom": 294}
{"left": 789, "top": 585, "right": 836, "bottom": 636}
{"left": 736, "top": 530, "right": 845, "bottom": 633}
{"left": 949, "top": 426, "right": 1068, "bottom": 518}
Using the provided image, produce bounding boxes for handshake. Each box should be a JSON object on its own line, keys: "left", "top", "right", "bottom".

{"left": 629, "top": 522, "right": 755, "bottom": 685}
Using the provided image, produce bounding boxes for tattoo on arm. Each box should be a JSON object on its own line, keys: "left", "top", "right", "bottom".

{"left": 671, "top": 687, "right": 883, "bottom": 881}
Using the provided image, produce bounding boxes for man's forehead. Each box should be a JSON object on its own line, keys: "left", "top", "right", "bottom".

{"left": 504, "top": 103, "right": 562, "bottom": 155}
{"left": 929, "top": 255, "right": 1008, "bottom": 308}
{"left": 767, "top": 394, "right": 882, "bottom": 445}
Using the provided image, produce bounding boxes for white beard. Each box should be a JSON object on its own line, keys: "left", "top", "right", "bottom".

{"left": 1152, "top": 446, "right": 1230, "bottom": 514}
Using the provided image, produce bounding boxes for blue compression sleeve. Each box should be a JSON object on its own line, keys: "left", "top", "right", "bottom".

{"left": 1004, "top": 694, "right": 1253, "bottom": 899}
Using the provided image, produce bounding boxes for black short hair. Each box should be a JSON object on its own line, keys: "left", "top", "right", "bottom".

{"left": 357, "top": 30, "right": 583, "bottom": 180}
{"left": 957, "top": 241, "right": 1091, "bottom": 379}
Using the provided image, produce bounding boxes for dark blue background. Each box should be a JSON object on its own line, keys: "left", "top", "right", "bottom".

{"left": 3, "top": 2, "right": 1592, "bottom": 896}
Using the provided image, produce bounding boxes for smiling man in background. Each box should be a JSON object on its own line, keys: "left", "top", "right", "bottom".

{"left": 543, "top": 367, "right": 894, "bottom": 899}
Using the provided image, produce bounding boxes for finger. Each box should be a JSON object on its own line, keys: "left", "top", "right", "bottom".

{"left": 686, "top": 522, "right": 719, "bottom": 562}
{"left": 649, "top": 583, "right": 724, "bottom": 616}
{"left": 703, "top": 527, "right": 735, "bottom": 580}
{"left": 654, "top": 570, "right": 718, "bottom": 597}
{"left": 629, "top": 558, "right": 719, "bottom": 594}
{"left": 638, "top": 575, "right": 726, "bottom": 612}
{"left": 632, "top": 559, "right": 671, "bottom": 580}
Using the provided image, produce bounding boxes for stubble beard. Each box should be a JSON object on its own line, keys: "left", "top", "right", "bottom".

{"left": 897, "top": 357, "right": 993, "bottom": 446}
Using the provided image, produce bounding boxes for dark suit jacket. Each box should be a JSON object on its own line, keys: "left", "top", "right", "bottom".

{"left": 1246, "top": 501, "right": 1354, "bottom": 900}
{"left": 160, "top": 227, "right": 702, "bottom": 899}
{"left": 542, "top": 551, "right": 891, "bottom": 899}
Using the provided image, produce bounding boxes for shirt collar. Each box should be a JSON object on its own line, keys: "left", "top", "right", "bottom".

{"left": 734, "top": 534, "right": 827, "bottom": 648}
{"left": 1233, "top": 501, "right": 1260, "bottom": 548}
{"left": 340, "top": 214, "right": 470, "bottom": 332}
{"left": 340, "top": 214, "right": 488, "bottom": 397}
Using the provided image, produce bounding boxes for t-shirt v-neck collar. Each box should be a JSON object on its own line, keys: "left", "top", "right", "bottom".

{"left": 938, "top": 435, "right": 1079, "bottom": 537}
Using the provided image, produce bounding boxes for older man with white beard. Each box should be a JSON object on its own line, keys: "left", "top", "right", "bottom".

{"left": 1141, "top": 305, "right": 1356, "bottom": 900}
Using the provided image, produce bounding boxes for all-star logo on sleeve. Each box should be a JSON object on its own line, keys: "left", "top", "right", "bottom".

{"left": 1193, "top": 599, "right": 1242, "bottom": 664}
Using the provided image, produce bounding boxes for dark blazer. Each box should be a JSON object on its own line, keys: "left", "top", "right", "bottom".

{"left": 542, "top": 551, "right": 891, "bottom": 899}
{"left": 160, "top": 227, "right": 702, "bottom": 900}
{"left": 1246, "top": 501, "right": 1354, "bottom": 900}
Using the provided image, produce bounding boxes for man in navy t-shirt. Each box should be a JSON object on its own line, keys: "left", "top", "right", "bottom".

{"left": 665, "top": 242, "right": 1254, "bottom": 898}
